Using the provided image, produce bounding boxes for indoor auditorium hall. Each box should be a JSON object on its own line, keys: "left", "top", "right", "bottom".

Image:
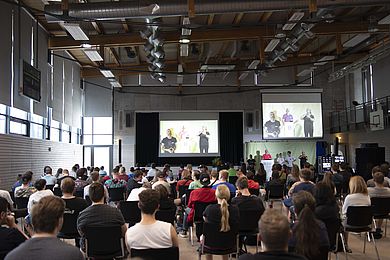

{"left": 1, "top": 0, "right": 390, "bottom": 259}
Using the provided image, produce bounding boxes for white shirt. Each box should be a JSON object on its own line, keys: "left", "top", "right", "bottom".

{"left": 126, "top": 221, "right": 172, "bottom": 249}
{"left": 277, "top": 157, "right": 285, "bottom": 165}
{"left": 152, "top": 181, "right": 171, "bottom": 194}
{"left": 27, "top": 189, "right": 54, "bottom": 213}
{"left": 69, "top": 171, "right": 77, "bottom": 178}
{"left": 42, "top": 175, "right": 57, "bottom": 185}
{"left": 342, "top": 193, "right": 371, "bottom": 218}
{"left": 0, "top": 190, "right": 14, "bottom": 207}
{"left": 84, "top": 183, "right": 108, "bottom": 199}
{"left": 147, "top": 168, "right": 157, "bottom": 177}
{"left": 285, "top": 155, "right": 295, "bottom": 167}
{"left": 126, "top": 187, "right": 147, "bottom": 201}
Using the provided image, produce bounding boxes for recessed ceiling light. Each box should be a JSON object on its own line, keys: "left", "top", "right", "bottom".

{"left": 179, "top": 38, "right": 190, "bottom": 44}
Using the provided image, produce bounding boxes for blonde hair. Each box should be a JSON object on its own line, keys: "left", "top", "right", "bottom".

{"left": 216, "top": 185, "right": 231, "bottom": 232}
{"left": 349, "top": 176, "right": 368, "bottom": 195}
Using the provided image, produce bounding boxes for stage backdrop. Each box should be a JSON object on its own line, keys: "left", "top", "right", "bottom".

{"left": 136, "top": 112, "right": 243, "bottom": 166}
{"left": 245, "top": 141, "right": 317, "bottom": 167}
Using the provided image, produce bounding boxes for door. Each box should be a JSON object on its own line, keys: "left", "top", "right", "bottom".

{"left": 83, "top": 145, "right": 112, "bottom": 173}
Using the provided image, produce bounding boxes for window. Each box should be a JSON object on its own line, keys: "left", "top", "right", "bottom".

{"left": 82, "top": 117, "right": 112, "bottom": 145}
{"left": 30, "top": 123, "right": 44, "bottom": 139}
{"left": 0, "top": 115, "right": 6, "bottom": 134}
{"left": 0, "top": 104, "right": 6, "bottom": 115}
{"left": 83, "top": 134, "right": 92, "bottom": 145}
{"left": 10, "top": 120, "right": 28, "bottom": 135}
{"left": 83, "top": 117, "right": 92, "bottom": 134}
{"left": 9, "top": 107, "right": 28, "bottom": 120}
{"left": 30, "top": 114, "right": 43, "bottom": 124}
{"left": 93, "top": 135, "right": 113, "bottom": 145}
{"left": 71, "top": 131, "right": 79, "bottom": 144}
{"left": 62, "top": 130, "right": 70, "bottom": 143}
{"left": 50, "top": 128, "right": 60, "bottom": 142}
{"left": 93, "top": 117, "right": 112, "bottom": 134}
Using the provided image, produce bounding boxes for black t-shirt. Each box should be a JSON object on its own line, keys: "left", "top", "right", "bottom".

{"left": 126, "top": 178, "right": 142, "bottom": 194}
{"left": 265, "top": 120, "right": 281, "bottom": 137}
{"left": 203, "top": 204, "right": 240, "bottom": 228}
{"left": 161, "top": 137, "right": 177, "bottom": 151}
{"left": 159, "top": 198, "right": 176, "bottom": 211}
{"left": 231, "top": 195, "right": 265, "bottom": 213}
{"left": 0, "top": 227, "right": 26, "bottom": 259}
{"left": 61, "top": 197, "right": 88, "bottom": 235}
{"left": 239, "top": 251, "right": 308, "bottom": 260}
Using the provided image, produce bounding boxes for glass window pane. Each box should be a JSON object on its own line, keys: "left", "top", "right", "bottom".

{"left": 51, "top": 120, "right": 60, "bottom": 129}
{"left": 93, "top": 134, "right": 112, "bottom": 145}
{"left": 50, "top": 128, "right": 60, "bottom": 142}
{"left": 93, "top": 117, "right": 112, "bottom": 134}
{"left": 0, "top": 104, "right": 6, "bottom": 114}
{"left": 31, "top": 123, "right": 43, "bottom": 139}
{"left": 83, "top": 117, "right": 92, "bottom": 134}
{"left": 84, "top": 147, "right": 91, "bottom": 169}
{"left": 31, "top": 114, "right": 43, "bottom": 124}
{"left": 10, "top": 121, "right": 27, "bottom": 135}
{"left": 83, "top": 135, "right": 92, "bottom": 145}
{"left": 62, "top": 123, "right": 70, "bottom": 131}
{"left": 93, "top": 147, "right": 110, "bottom": 173}
{"left": 0, "top": 115, "right": 6, "bottom": 134}
{"left": 62, "top": 130, "right": 70, "bottom": 143}
{"left": 71, "top": 132, "right": 78, "bottom": 144}
{"left": 10, "top": 107, "right": 28, "bottom": 120}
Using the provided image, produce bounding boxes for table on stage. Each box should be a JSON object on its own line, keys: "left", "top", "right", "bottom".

{"left": 261, "top": 159, "right": 274, "bottom": 181}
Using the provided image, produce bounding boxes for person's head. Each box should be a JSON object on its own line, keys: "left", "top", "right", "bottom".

{"left": 236, "top": 176, "right": 249, "bottom": 191}
{"left": 166, "top": 128, "right": 172, "bottom": 136}
{"left": 303, "top": 162, "right": 311, "bottom": 169}
{"left": 299, "top": 168, "right": 312, "bottom": 181}
{"left": 272, "top": 164, "right": 282, "bottom": 172}
{"left": 186, "top": 164, "right": 193, "bottom": 171}
{"left": 219, "top": 170, "right": 229, "bottom": 181}
{"left": 287, "top": 151, "right": 291, "bottom": 156}
{"left": 306, "top": 108, "right": 311, "bottom": 114}
{"left": 199, "top": 173, "right": 211, "bottom": 187}
{"left": 21, "top": 172, "right": 33, "bottom": 185}
{"left": 31, "top": 196, "right": 65, "bottom": 234}
{"left": 76, "top": 168, "right": 87, "bottom": 178}
{"left": 133, "top": 170, "right": 143, "bottom": 181}
{"left": 34, "top": 179, "right": 46, "bottom": 191}
{"left": 286, "top": 108, "right": 289, "bottom": 114}
{"left": 292, "top": 191, "right": 319, "bottom": 259}
{"left": 216, "top": 185, "right": 231, "bottom": 232}
{"left": 151, "top": 163, "right": 156, "bottom": 169}
{"left": 156, "top": 171, "right": 166, "bottom": 180}
{"left": 138, "top": 189, "right": 160, "bottom": 215}
{"left": 119, "top": 167, "right": 126, "bottom": 174}
{"left": 181, "top": 169, "right": 191, "bottom": 180}
{"left": 154, "top": 184, "right": 169, "bottom": 200}
{"left": 112, "top": 167, "right": 120, "bottom": 174}
{"left": 321, "top": 172, "right": 335, "bottom": 189}
{"left": 62, "top": 169, "right": 69, "bottom": 176}
{"left": 44, "top": 166, "right": 52, "bottom": 175}
{"left": 315, "top": 182, "right": 336, "bottom": 206}
{"left": 339, "top": 162, "right": 347, "bottom": 171}
{"left": 270, "top": 111, "right": 275, "bottom": 120}
{"left": 249, "top": 154, "right": 253, "bottom": 159}
{"left": 71, "top": 165, "right": 78, "bottom": 172}
{"left": 89, "top": 183, "right": 105, "bottom": 203}
{"left": 291, "top": 164, "right": 300, "bottom": 179}
{"left": 192, "top": 170, "right": 201, "bottom": 181}
{"left": 301, "top": 151, "right": 305, "bottom": 155}
{"left": 373, "top": 172, "right": 385, "bottom": 186}
{"left": 210, "top": 170, "right": 218, "bottom": 180}
{"left": 380, "top": 163, "right": 389, "bottom": 176}
{"left": 259, "top": 208, "right": 290, "bottom": 252}
{"left": 331, "top": 163, "right": 339, "bottom": 172}
{"left": 130, "top": 167, "right": 135, "bottom": 172}
{"left": 229, "top": 163, "right": 234, "bottom": 169}
{"left": 265, "top": 149, "right": 269, "bottom": 154}
{"left": 60, "top": 177, "right": 75, "bottom": 194}
{"left": 56, "top": 168, "right": 63, "bottom": 178}
{"left": 0, "top": 197, "right": 11, "bottom": 225}
{"left": 100, "top": 166, "right": 104, "bottom": 170}
{"left": 349, "top": 176, "right": 368, "bottom": 195}
{"left": 246, "top": 171, "right": 254, "bottom": 180}
{"left": 271, "top": 171, "right": 280, "bottom": 180}
{"left": 90, "top": 171, "right": 100, "bottom": 182}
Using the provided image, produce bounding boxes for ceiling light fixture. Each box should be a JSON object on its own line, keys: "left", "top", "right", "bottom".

{"left": 179, "top": 38, "right": 190, "bottom": 44}
{"left": 265, "top": 39, "right": 280, "bottom": 52}
{"left": 100, "top": 69, "right": 115, "bottom": 78}
{"left": 63, "top": 23, "right": 89, "bottom": 41}
{"left": 84, "top": 50, "right": 103, "bottom": 62}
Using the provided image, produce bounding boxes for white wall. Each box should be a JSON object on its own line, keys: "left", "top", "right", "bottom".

{"left": 0, "top": 134, "right": 82, "bottom": 190}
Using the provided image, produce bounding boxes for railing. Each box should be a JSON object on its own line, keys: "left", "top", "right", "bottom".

{"left": 330, "top": 95, "right": 390, "bottom": 134}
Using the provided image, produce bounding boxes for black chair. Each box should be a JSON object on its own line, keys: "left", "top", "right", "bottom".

{"left": 371, "top": 197, "right": 390, "bottom": 237}
{"left": 170, "top": 183, "right": 177, "bottom": 199}
{"left": 190, "top": 201, "right": 216, "bottom": 246}
{"left": 156, "top": 208, "right": 176, "bottom": 225}
{"left": 248, "top": 188, "right": 260, "bottom": 196}
{"left": 53, "top": 187, "right": 62, "bottom": 197}
{"left": 199, "top": 222, "right": 238, "bottom": 260}
{"left": 320, "top": 217, "right": 348, "bottom": 259}
{"left": 344, "top": 206, "right": 380, "bottom": 260}
{"left": 45, "top": 184, "right": 55, "bottom": 191}
{"left": 267, "top": 184, "right": 284, "bottom": 209}
{"left": 108, "top": 187, "right": 125, "bottom": 202}
{"left": 228, "top": 176, "right": 238, "bottom": 185}
{"left": 178, "top": 185, "right": 189, "bottom": 198}
{"left": 14, "top": 197, "right": 29, "bottom": 209}
{"left": 84, "top": 225, "right": 125, "bottom": 259}
{"left": 289, "top": 246, "right": 329, "bottom": 260}
{"left": 118, "top": 201, "right": 141, "bottom": 226}
{"left": 130, "top": 247, "right": 179, "bottom": 260}
{"left": 74, "top": 189, "right": 84, "bottom": 198}
{"left": 238, "top": 210, "right": 263, "bottom": 253}
{"left": 146, "top": 176, "right": 154, "bottom": 182}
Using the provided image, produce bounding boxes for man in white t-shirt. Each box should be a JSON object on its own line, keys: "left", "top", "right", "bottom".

{"left": 147, "top": 163, "right": 158, "bottom": 178}
{"left": 285, "top": 151, "right": 296, "bottom": 169}
{"left": 27, "top": 179, "right": 53, "bottom": 214}
{"left": 125, "top": 189, "right": 178, "bottom": 250}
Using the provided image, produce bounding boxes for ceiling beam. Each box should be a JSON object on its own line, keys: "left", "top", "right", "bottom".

{"left": 298, "top": 37, "right": 317, "bottom": 54}
{"left": 233, "top": 13, "right": 244, "bottom": 25}
{"left": 315, "top": 36, "right": 336, "bottom": 54}
{"left": 207, "top": 14, "right": 215, "bottom": 25}
{"left": 49, "top": 22, "right": 390, "bottom": 50}
{"left": 91, "top": 21, "right": 121, "bottom": 66}
{"left": 260, "top": 12, "right": 273, "bottom": 23}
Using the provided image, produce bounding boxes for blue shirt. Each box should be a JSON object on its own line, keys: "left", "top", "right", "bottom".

{"left": 212, "top": 182, "right": 236, "bottom": 193}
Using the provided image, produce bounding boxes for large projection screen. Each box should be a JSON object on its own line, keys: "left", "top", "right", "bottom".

{"left": 261, "top": 92, "right": 323, "bottom": 140}
{"left": 159, "top": 112, "right": 220, "bottom": 157}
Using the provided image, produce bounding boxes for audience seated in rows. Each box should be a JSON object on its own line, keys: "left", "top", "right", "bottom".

{"left": 126, "top": 170, "right": 143, "bottom": 195}
{"left": 342, "top": 176, "right": 371, "bottom": 252}
{"left": 0, "top": 197, "right": 27, "bottom": 259}
{"left": 212, "top": 170, "right": 236, "bottom": 193}
{"left": 104, "top": 170, "right": 127, "bottom": 189}
{"left": 77, "top": 183, "right": 126, "bottom": 252}
{"left": 246, "top": 171, "right": 259, "bottom": 190}
{"left": 27, "top": 179, "right": 53, "bottom": 214}
{"left": 56, "top": 169, "right": 76, "bottom": 186}
{"left": 232, "top": 177, "right": 264, "bottom": 213}
{"left": 289, "top": 191, "right": 329, "bottom": 260}
{"left": 176, "top": 169, "right": 193, "bottom": 193}
{"left": 127, "top": 182, "right": 152, "bottom": 201}
{"left": 126, "top": 189, "right": 178, "bottom": 251}
{"left": 14, "top": 172, "right": 36, "bottom": 198}
{"left": 368, "top": 172, "right": 390, "bottom": 236}
{"left": 188, "top": 170, "right": 202, "bottom": 190}
{"left": 367, "top": 166, "right": 390, "bottom": 188}
{"left": 74, "top": 168, "right": 89, "bottom": 192}
{"left": 152, "top": 171, "right": 171, "bottom": 194}
{"left": 284, "top": 168, "right": 315, "bottom": 208}
{"left": 202, "top": 184, "right": 240, "bottom": 260}
{"left": 5, "top": 196, "right": 84, "bottom": 260}
{"left": 154, "top": 184, "right": 176, "bottom": 211}
{"left": 239, "top": 209, "right": 307, "bottom": 260}
{"left": 41, "top": 166, "right": 57, "bottom": 186}
{"left": 83, "top": 171, "right": 108, "bottom": 200}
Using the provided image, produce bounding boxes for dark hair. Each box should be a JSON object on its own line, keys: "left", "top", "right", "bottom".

{"left": 100, "top": 166, "right": 104, "bottom": 170}
{"left": 246, "top": 171, "right": 254, "bottom": 180}
{"left": 299, "top": 168, "right": 312, "bottom": 181}
{"left": 55, "top": 168, "right": 63, "bottom": 178}
{"left": 93, "top": 167, "right": 100, "bottom": 172}
{"left": 380, "top": 163, "right": 389, "bottom": 176}
{"left": 44, "top": 166, "right": 52, "bottom": 175}
{"left": 90, "top": 171, "right": 100, "bottom": 182}
{"left": 315, "top": 182, "right": 336, "bottom": 205}
{"left": 271, "top": 171, "right": 280, "bottom": 180}
{"left": 34, "top": 179, "right": 46, "bottom": 191}
{"left": 61, "top": 178, "right": 75, "bottom": 194}
{"left": 371, "top": 166, "right": 381, "bottom": 175}
{"left": 373, "top": 172, "right": 385, "bottom": 185}
{"left": 292, "top": 191, "right": 320, "bottom": 259}
{"left": 0, "top": 197, "right": 11, "bottom": 214}
{"left": 134, "top": 170, "right": 143, "bottom": 179}
{"left": 154, "top": 184, "right": 168, "bottom": 200}
{"left": 76, "top": 168, "right": 87, "bottom": 178}
{"left": 192, "top": 170, "right": 201, "bottom": 180}
{"left": 236, "top": 176, "right": 249, "bottom": 190}
{"left": 89, "top": 183, "right": 105, "bottom": 202}
{"left": 21, "top": 172, "right": 33, "bottom": 184}
{"left": 138, "top": 189, "right": 160, "bottom": 214}
{"left": 151, "top": 163, "right": 156, "bottom": 169}
{"left": 321, "top": 172, "right": 335, "bottom": 192}
{"left": 339, "top": 162, "right": 347, "bottom": 171}
{"left": 31, "top": 196, "right": 65, "bottom": 233}
{"left": 272, "top": 164, "right": 282, "bottom": 172}
{"left": 72, "top": 166, "right": 78, "bottom": 172}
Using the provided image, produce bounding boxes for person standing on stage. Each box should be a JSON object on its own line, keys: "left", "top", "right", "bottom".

{"left": 198, "top": 126, "right": 210, "bottom": 153}
{"left": 254, "top": 151, "right": 262, "bottom": 171}
{"left": 298, "top": 151, "right": 308, "bottom": 169}
{"left": 285, "top": 151, "right": 296, "bottom": 171}
{"left": 277, "top": 152, "right": 285, "bottom": 165}
{"left": 301, "top": 108, "right": 315, "bottom": 137}
{"left": 262, "top": 150, "right": 272, "bottom": 160}
{"left": 264, "top": 111, "right": 281, "bottom": 138}
{"left": 161, "top": 129, "right": 177, "bottom": 153}
{"left": 247, "top": 154, "right": 256, "bottom": 168}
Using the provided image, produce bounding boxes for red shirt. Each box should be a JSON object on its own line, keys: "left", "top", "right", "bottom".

{"left": 187, "top": 187, "right": 216, "bottom": 223}
{"left": 248, "top": 179, "right": 260, "bottom": 190}
{"left": 262, "top": 154, "right": 272, "bottom": 160}
{"left": 176, "top": 179, "right": 193, "bottom": 191}
{"left": 118, "top": 174, "right": 129, "bottom": 182}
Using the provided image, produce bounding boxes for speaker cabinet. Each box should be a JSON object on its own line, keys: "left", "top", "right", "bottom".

{"left": 125, "top": 111, "right": 134, "bottom": 128}
{"left": 355, "top": 147, "right": 385, "bottom": 181}
{"left": 246, "top": 112, "right": 253, "bottom": 127}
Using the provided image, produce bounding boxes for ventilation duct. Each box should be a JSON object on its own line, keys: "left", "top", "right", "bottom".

{"left": 45, "top": 0, "right": 390, "bottom": 21}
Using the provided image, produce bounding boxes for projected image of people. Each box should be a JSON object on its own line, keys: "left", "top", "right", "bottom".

{"left": 198, "top": 126, "right": 210, "bottom": 153}
{"left": 161, "top": 128, "right": 177, "bottom": 153}
{"left": 264, "top": 111, "right": 281, "bottom": 138}
{"left": 282, "top": 108, "right": 295, "bottom": 137}
{"left": 301, "top": 108, "right": 315, "bottom": 137}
